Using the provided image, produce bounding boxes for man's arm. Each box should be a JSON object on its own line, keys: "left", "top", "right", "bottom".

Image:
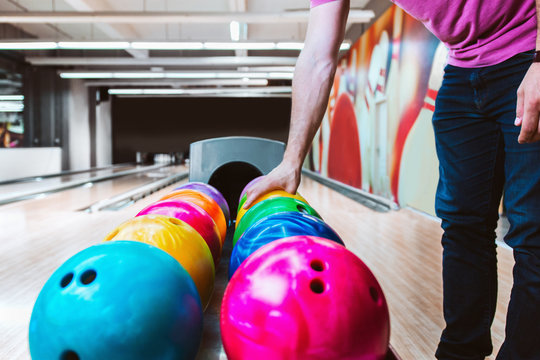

{"left": 515, "top": 0, "right": 540, "bottom": 143}
{"left": 244, "top": 0, "right": 350, "bottom": 207}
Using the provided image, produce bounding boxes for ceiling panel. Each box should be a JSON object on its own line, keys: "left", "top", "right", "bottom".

{"left": 102, "top": 0, "right": 232, "bottom": 12}
{"left": 248, "top": 24, "right": 306, "bottom": 41}
{"left": 0, "top": 0, "right": 378, "bottom": 78}
{"left": 0, "top": 0, "right": 376, "bottom": 41}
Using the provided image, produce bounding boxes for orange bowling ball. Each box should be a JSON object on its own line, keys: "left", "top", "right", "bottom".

{"left": 103, "top": 214, "right": 215, "bottom": 309}
{"left": 161, "top": 189, "right": 227, "bottom": 244}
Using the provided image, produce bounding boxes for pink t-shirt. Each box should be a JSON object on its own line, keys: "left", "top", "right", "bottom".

{"left": 310, "top": 0, "right": 537, "bottom": 68}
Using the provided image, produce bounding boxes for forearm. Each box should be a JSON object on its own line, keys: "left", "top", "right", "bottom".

{"left": 282, "top": 0, "right": 349, "bottom": 170}
{"left": 283, "top": 52, "right": 337, "bottom": 169}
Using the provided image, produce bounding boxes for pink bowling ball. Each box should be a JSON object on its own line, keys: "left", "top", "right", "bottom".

{"left": 137, "top": 199, "right": 222, "bottom": 266}
{"left": 220, "top": 235, "right": 390, "bottom": 360}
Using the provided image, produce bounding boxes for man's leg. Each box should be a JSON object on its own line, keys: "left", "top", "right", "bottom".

{"left": 495, "top": 121, "right": 540, "bottom": 360}
{"left": 494, "top": 83, "right": 540, "bottom": 360}
{"left": 433, "top": 65, "right": 504, "bottom": 360}
{"left": 460, "top": 50, "right": 540, "bottom": 359}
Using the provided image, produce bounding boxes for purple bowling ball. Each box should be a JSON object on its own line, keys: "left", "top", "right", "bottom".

{"left": 175, "top": 182, "right": 230, "bottom": 225}
{"left": 238, "top": 176, "right": 264, "bottom": 204}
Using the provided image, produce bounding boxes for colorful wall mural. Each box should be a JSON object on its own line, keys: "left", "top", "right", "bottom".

{"left": 308, "top": 5, "right": 447, "bottom": 215}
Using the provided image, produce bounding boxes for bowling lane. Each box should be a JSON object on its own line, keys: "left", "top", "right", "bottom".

{"left": 0, "top": 165, "right": 189, "bottom": 360}
{"left": 297, "top": 176, "right": 513, "bottom": 360}
{"left": 0, "top": 165, "right": 187, "bottom": 214}
{"left": 0, "top": 164, "right": 170, "bottom": 204}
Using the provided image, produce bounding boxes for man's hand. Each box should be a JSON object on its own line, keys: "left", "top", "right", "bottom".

{"left": 243, "top": 161, "right": 301, "bottom": 209}
{"left": 516, "top": 62, "right": 540, "bottom": 143}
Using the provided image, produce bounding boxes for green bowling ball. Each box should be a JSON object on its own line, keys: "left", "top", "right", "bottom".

{"left": 233, "top": 197, "right": 321, "bottom": 246}
{"left": 237, "top": 193, "right": 248, "bottom": 214}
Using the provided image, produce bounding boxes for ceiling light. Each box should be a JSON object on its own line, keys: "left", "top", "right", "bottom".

{"left": 204, "top": 42, "right": 276, "bottom": 50}
{"left": 0, "top": 42, "right": 57, "bottom": 50}
{"left": 0, "top": 101, "right": 24, "bottom": 112}
{"left": 84, "top": 79, "right": 269, "bottom": 87}
{"left": 267, "top": 72, "right": 295, "bottom": 79}
{"left": 59, "top": 71, "right": 294, "bottom": 80}
{"left": 58, "top": 41, "right": 130, "bottom": 49}
{"left": 276, "top": 42, "right": 304, "bottom": 50}
{"left": 0, "top": 95, "right": 24, "bottom": 101}
{"left": 108, "top": 87, "right": 292, "bottom": 96}
{"left": 108, "top": 89, "right": 144, "bottom": 95}
{"left": 131, "top": 42, "right": 204, "bottom": 50}
{"left": 113, "top": 72, "right": 165, "bottom": 79}
{"left": 164, "top": 72, "right": 218, "bottom": 79}
{"left": 0, "top": 10, "right": 375, "bottom": 24}
{"left": 241, "top": 66, "right": 296, "bottom": 72}
{"left": 215, "top": 72, "right": 267, "bottom": 79}
{"left": 0, "top": 41, "right": 352, "bottom": 51}
{"left": 230, "top": 21, "right": 240, "bottom": 42}
{"left": 60, "top": 72, "right": 114, "bottom": 79}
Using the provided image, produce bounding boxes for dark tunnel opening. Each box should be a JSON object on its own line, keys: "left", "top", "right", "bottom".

{"left": 208, "top": 161, "right": 263, "bottom": 220}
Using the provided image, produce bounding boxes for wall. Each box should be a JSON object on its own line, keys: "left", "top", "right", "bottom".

{"left": 3, "top": 62, "right": 103, "bottom": 173}
{"left": 96, "top": 98, "right": 112, "bottom": 167}
{"left": 67, "top": 79, "right": 91, "bottom": 170}
{"left": 0, "top": 147, "right": 61, "bottom": 181}
{"left": 111, "top": 96, "right": 291, "bottom": 163}
{"left": 23, "top": 67, "right": 69, "bottom": 166}
{"left": 308, "top": 5, "right": 444, "bottom": 215}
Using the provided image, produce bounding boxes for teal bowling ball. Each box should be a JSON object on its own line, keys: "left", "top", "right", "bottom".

{"left": 29, "top": 241, "right": 203, "bottom": 360}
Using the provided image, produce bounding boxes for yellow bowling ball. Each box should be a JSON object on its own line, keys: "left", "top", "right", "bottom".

{"left": 103, "top": 214, "right": 215, "bottom": 309}
{"left": 235, "top": 190, "right": 308, "bottom": 228}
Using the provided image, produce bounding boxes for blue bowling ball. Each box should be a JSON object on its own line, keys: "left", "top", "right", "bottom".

{"left": 229, "top": 212, "right": 344, "bottom": 279}
{"left": 29, "top": 241, "right": 203, "bottom": 360}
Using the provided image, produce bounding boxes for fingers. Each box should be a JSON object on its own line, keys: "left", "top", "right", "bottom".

{"left": 518, "top": 95, "right": 540, "bottom": 143}
{"left": 516, "top": 64, "right": 540, "bottom": 143}
{"left": 242, "top": 163, "right": 301, "bottom": 208}
{"left": 243, "top": 177, "right": 282, "bottom": 209}
{"left": 242, "top": 180, "right": 266, "bottom": 209}
{"left": 515, "top": 85, "right": 524, "bottom": 126}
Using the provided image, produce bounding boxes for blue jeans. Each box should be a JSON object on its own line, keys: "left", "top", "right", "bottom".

{"left": 433, "top": 51, "right": 540, "bottom": 360}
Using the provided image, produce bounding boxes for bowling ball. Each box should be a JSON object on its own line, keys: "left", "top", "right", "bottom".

{"left": 104, "top": 214, "right": 215, "bottom": 309}
{"left": 29, "top": 241, "right": 203, "bottom": 360}
{"left": 137, "top": 199, "right": 222, "bottom": 267}
{"left": 229, "top": 212, "right": 343, "bottom": 279}
{"left": 221, "top": 236, "right": 390, "bottom": 360}
{"left": 236, "top": 190, "right": 308, "bottom": 228}
{"left": 233, "top": 197, "right": 320, "bottom": 246}
{"left": 237, "top": 176, "right": 263, "bottom": 209}
{"left": 175, "top": 182, "right": 230, "bottom": 227}
{"left": 161, "top": 189, "right": 227, "bottom": 244}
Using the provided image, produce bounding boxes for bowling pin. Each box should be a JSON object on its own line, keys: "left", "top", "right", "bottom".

{"left": 385, "top": 7, "right": 404, "bottom": 177}
{"left": 312, "top": 126, "right": 321, "bottom": 173}
{"left": 371, "top": 32, "right": 390, "bottom": 197}
{"left": 320, "top": 112, "right": 331, "bottom": 177}
{"left": 337, "top": 56, "right": 350, "bottom": 95}
{"left": 321, "top": 69, "right": 340, "bottom": 178}
{"left": 355, "top": 31, "right": 390, "bottom": 192}
{"left": 355, "top": 45, "right": 378, "bottom": 191}
{"left": 397, "top": 42, "right": 448, "bottom": 214}
{"left": 347, "top": 48, "right": 358, "bottom": 99}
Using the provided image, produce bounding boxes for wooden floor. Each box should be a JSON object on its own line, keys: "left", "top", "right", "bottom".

{"left": 0, "top": 171, "right": 513, "bottom": 360}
